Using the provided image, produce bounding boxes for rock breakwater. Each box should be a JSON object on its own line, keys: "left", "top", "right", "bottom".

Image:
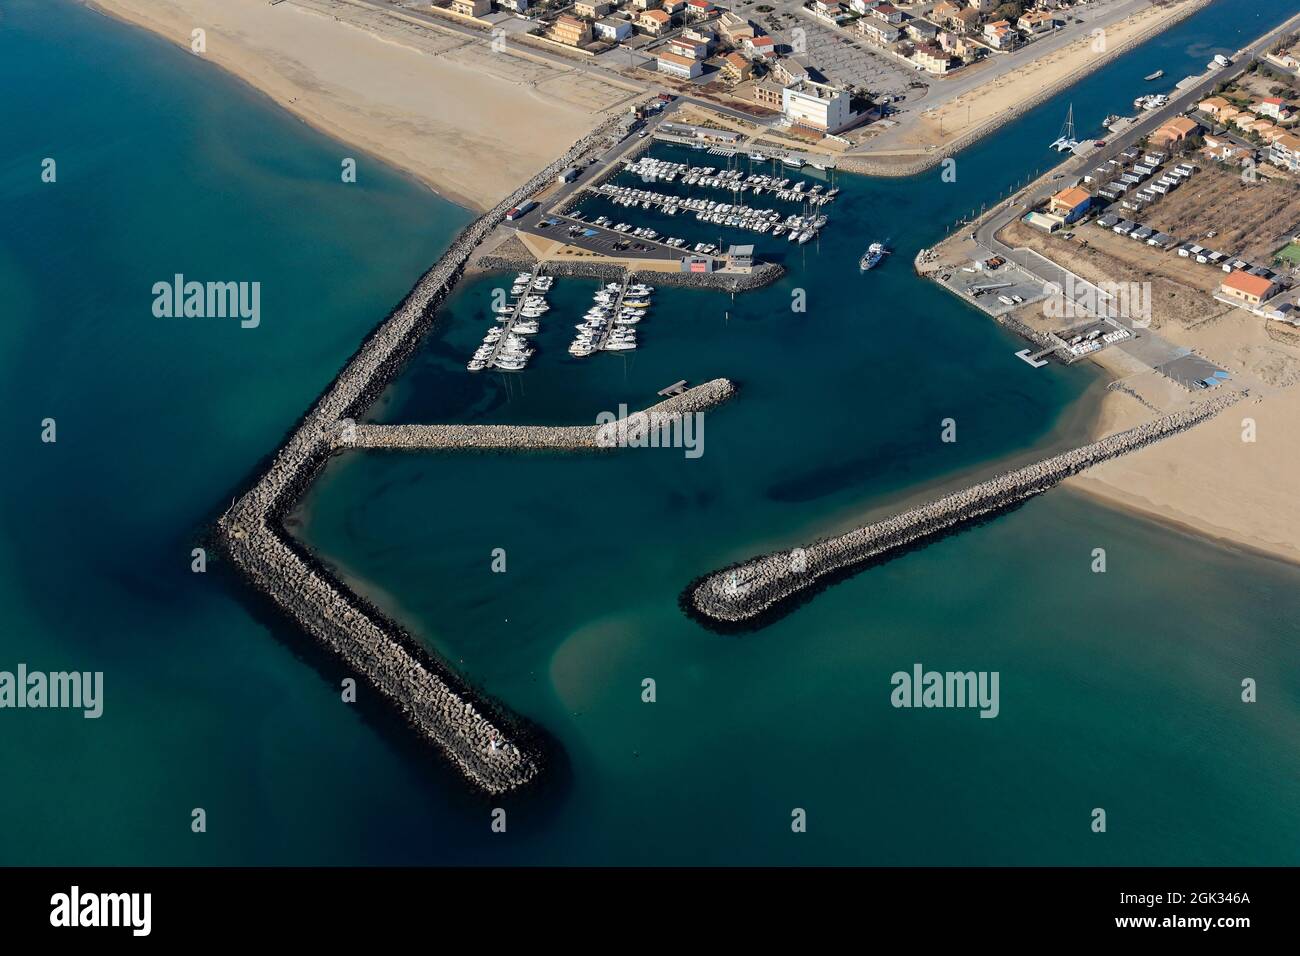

{"left": 216, "top": 119, "right": 626, "bottom": 795}
{"left": 341, "top": 378, "right": 735, "bottom": 451}
{"left": 687, "top": 393, "right": 1240, "bottom": 626}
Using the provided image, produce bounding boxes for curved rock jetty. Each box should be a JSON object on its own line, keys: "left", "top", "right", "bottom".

{"left": 343, "top": 378, "right": 735, "bottom": 451}
{"left": 217, "top": 120, "right": 637, "bottom": 795}
{"left": 688, "top": 394, "right": 1240, "bottom": 626}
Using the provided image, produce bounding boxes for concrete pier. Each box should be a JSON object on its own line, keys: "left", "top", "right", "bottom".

{"left": 687, "top": 393, "right": 1240, "bottom": 627}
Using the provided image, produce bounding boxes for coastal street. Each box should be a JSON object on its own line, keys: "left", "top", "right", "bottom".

{"left": 848, "top": 0, "right": 1196, "bottom": 156}
{"left": 966, "top": 7, "right": 1300, "bottom": 377}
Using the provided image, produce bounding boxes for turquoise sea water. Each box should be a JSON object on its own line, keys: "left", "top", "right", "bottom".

{"left": 1, "top": 0, "right": 1296, "bottom": 865}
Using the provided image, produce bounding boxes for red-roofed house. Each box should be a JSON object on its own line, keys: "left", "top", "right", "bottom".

{"left": 743, "top": 34, "right": 776, "bottom": 59}
{"left": 1220, "top": 270, "right": 1278, "bottom": 307}
{"left": 640, "top": 8, "right": 672, "bottom": 34}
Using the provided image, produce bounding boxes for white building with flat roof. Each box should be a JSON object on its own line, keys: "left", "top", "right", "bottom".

{"left": 781, "top": 79, "right": 853, "bottom": 134}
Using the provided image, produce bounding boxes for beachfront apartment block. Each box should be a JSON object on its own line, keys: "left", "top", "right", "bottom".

{"left": 782, "top": 78, "right": 854, "bottom": 134}
{"left": 1220, "top": 270, "right": 1279, "bottom": 307}
{"left": 448, "top": 0, "right": 491, "bottom": 17}
{"left": 773, "top": 57, "right": 811, "bottom": 84}
{"left": 657, "top": 50, "right": 703, "bottom": 79}
{"left": 551, "top": 14, "right": 593, "bottom": 46}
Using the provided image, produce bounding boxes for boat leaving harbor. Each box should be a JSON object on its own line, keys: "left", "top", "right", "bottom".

{"left": 860, "top": 242, "right": 889, "bottom": 271}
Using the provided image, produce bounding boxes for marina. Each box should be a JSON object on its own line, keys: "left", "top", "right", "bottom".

{"left": 569, "top": 277, "right": 655, "bottom": 357}
{"left": 468, "top": 270, "right": 553, "bottom": 373}
{"left": 585, "top": 183, "right": 828, "bottom": 242}
{"left": 16, "top": 0, "right": 1300, "bottom": 876}
{"left": 623, "top": 157, "right": 840, "bottom": 207}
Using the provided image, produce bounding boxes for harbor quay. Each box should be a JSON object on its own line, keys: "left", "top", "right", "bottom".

{"left": 216, "top": 119, "right": 641, "bottom": 795}
{"left": 475, "top": 251, "right": 784, "bottom": 293}
{"left": 686, "top": 392, "right": 1241, "bottom": 627}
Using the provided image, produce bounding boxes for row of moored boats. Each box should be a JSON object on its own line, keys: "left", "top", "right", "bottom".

{"left": 568, "top": 282, "right": 654, "bottom": 358}
{"left": 594, "top": 183, "right": 825, "bottom": 239}
{"left": 624, "top": 157, "right": 839, "bottom": 206}
{"left": 467, "top": 272, "right": 553, "bottom": 372}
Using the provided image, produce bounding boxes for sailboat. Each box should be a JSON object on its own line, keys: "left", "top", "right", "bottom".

{"left": 1049, "top": 104, "right": 1079, "bottom": 152}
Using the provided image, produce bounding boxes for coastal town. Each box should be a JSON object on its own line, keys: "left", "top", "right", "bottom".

{"left": 425, "top": 0, "right": 1211, "bottom": 161}
{"left": 73, "top": 0, "right": 1300, "bottom": 802}
{"left": 7, "top": 0, "right": 1299, "bottom": 908}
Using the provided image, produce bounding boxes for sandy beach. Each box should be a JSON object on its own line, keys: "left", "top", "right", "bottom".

{"left": 86, "top": 0, "right": 638, "bottom": 210}
{"left": 1067, "top": 322, "right": 1300, "bottom": 568}
{"left": 861, "top": 0, "right": 1211, "bottom": 170}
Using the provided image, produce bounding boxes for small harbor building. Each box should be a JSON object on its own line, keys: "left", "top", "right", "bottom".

{"left": 1220, "top": 270, "right": 1279, "bottom": 307}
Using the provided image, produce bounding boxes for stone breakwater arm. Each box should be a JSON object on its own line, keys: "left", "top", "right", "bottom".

{"left": 216, "top": 119, "right": 630, "bottom": 795}
{"left": 341, "top": 379, "right": 736, "bottom": 451}
{"left": 688, "top": 394, "right": 1241, "bottom": 626}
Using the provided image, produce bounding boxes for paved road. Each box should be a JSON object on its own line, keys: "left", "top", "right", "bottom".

{"left": 848, "top": 0, "right": 1157, "bottom": 154}
{"left": 961, "top": 8, "right": 1300, "bottom": 380}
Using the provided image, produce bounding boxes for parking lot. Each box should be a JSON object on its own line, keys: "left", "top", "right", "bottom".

{"left": 1154, "top": 352, "right": 1231, "bottom": 392}
{"left": 782, "top": 16, "right": 916, "bottom": 95}
{"left": 518, "top": 209, "right": 688, "bottom": 261}
{"left": 938, "top": 260, "right": 1050, "bottom": 316}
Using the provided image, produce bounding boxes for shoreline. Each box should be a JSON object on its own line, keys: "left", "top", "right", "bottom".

{"left": 84, "top": 0, "right": 632, "bottom": 212}
{"left": 842, "top": 0, "right": 1213, "bottom": 179}
{"left": 686, "top": 393, "right": 1242, "bottom": 627}
{"left": 82, "top": 0, "right": 480, "bottom": 212}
